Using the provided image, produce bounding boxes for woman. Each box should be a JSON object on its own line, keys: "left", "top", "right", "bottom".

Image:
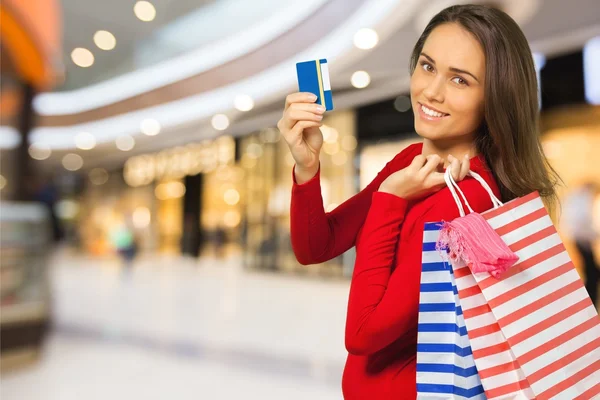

{"left": 277, "top": 4, "right": 559, "bottom": 399}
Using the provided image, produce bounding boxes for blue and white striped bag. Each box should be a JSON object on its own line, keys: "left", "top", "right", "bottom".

{"left": 416, "top": 222, "right": 486, "bottom": 399}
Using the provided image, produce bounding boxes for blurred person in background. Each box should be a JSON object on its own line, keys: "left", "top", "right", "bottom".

{"left": 109, "top": 217, "right": 138, "bottom": 271}
{"left": 31, "top": 173, "right": 64, "bottom": 243}
{"left": 563, "top": 182, "right": 599, "bottom": 307}
{"left": 214, "top": 223, "right": 227, "bottom": 259}
{"left": 278, "top": 4, "right": 560, "bottom": 399}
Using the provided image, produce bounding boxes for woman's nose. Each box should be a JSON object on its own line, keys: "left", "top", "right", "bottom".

{"left": 423, "top": 78, "right": 445, "bottom": 103}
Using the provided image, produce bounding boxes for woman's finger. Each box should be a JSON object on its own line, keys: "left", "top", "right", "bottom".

{"left": 420, "top": 154, "right": 443, "bottom": 177}
{"left": 286, "top": 109, "right": 324, "bottom": 124}
{"left": 459, "top": 155, "right": 471, "bottom": 180}
{"left": 425, "top": 171, "right": 447, "bottom": 190}
{"left": 409, "top": 154, "right": 427, "bottom": 171}
{"left": 287, "top": 120, "right": 323, "bottom": 140}
{"left": 289, "top": 102, "right": 326, "bottom": 114}
{"left": 448, "top": 155, "right": 461, "bottom": 181}
{"left": 284, "top": 92, "right": 318, "bottom": 110}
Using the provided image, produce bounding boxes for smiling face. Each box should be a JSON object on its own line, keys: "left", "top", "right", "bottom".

{"left": 410, "top": 23, "right": 486, "bottom": 145}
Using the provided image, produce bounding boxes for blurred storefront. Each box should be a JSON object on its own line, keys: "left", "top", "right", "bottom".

{"left": 74, "top": 110, "right": 362, "bottom": 278}
{"left": 0, "top": 0, "right": 63, "bottom": 366}
{"left": 0, "top": 0, "right": 63, "bottom": 201}
{"left": 240, "top": 110, "right": 358, "bottom": 278}
{"left": 78, "top": 136, "right": 237, "bottom": 257}
{"left": 541, "top": 104, "right": 600, "bottom": 276}
{"left": 538, "top": 48, "right": 600, "bottom": 278}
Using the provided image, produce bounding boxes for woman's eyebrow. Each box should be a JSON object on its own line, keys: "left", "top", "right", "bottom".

{"left": 420, "top": 52, "right": 480, "bottom": 83}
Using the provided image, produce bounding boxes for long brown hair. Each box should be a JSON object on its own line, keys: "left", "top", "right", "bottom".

{"left": 409, "top": 4, "right": 561, "bottom": 213}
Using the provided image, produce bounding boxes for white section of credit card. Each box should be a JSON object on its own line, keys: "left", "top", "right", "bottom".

{"left": 320, "top": 62, "right": 331, "bottom": 91}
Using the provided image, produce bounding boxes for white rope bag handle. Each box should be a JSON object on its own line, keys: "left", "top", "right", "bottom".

{"left": 444, "top": 168, "right": 503, "bottom": 217}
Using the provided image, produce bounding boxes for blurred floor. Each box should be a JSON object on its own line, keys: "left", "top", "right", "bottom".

{"left": 1, "top": 250, "right": 350, "bottom": 399}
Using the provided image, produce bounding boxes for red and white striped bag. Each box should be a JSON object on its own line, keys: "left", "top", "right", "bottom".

{"left": 442, "top": 170, "right": 600, "bottom": 400}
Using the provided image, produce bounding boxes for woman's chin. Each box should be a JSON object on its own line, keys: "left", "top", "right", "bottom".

{"left": 414, "top": 126, "right": 443, "bottom": 141}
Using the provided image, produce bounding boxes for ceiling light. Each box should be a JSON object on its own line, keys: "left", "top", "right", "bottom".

{"left": 234, "top": 95, "right": 254, "bottom": 112}
{"left": 93, "top": 30, "right": 116, "bottom": 51}
{"left": 351, "top": 71, "right": 371, "bottom": 89}
{"left": 62, "top": 154, "right": 83, "bottom": 171}
{"left": 75, "top": 132, "right": 96, "bottom": 150}
{"left": 134, "top": 1, "right": 156, "bottom": 22}
{"left": 29, "top": 143, "right": 51, "bottom": 160}
{"left": 71, "top": 48, "right": 94, "bottom": 68}
{"left": 212, "top": 114, "right": 230, "bottom": 131}
{"left": 353, "top": 28, "right": 379, "bottom": 50}
{"left": 140, "top": 118, "right": 161, "bottom": 136}
{"left": 116, "top": 135, "right": 135, "bottom": 151}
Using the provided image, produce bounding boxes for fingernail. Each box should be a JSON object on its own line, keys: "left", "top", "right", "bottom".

{"left": 316, "top": 105, "right": 325, "bottom": 113}
{"left": 448, "top": 154, "right": 455, "bottom": 160}
{"left": 309, "top": 94, "right": 318, "bottom": 101}
{"left": 464, "top": 154, "right": 469, "bottom": 159}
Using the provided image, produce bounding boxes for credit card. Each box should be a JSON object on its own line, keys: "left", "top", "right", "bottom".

{"left": 296, "top": 59, "right": 334, "bottom": 111}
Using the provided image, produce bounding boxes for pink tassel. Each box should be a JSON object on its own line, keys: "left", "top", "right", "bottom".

{"left": 436, "top": 213, "right": 519, "bottom": 278}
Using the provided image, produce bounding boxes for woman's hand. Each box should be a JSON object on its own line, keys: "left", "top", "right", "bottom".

{"left": 379, "top": 154, "right": 470, "bottom": 200}
{"left": 277, "top": 92, "right": 325, "bottom": 183}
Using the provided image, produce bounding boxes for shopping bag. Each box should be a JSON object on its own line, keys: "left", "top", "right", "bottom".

{"left": 416, "top": 221, "right": 486, "bottom": 399}
{"left": 454, "top": 257, "right": 536, "bottom": 399}
{"left": 441, "top": 170, "right": 600, "bottom": 400}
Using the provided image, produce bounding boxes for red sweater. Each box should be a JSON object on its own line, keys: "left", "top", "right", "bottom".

{"left": 290, "top": 142, "right": 501, "bottom": 399}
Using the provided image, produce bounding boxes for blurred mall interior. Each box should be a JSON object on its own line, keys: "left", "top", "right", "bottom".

{"left": 0, "top": 0, "right": 599, "bottom": 398}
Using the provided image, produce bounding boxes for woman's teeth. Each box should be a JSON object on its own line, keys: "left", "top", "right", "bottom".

{"left": 421, "top": 105, "right": 446, "bottom": 117}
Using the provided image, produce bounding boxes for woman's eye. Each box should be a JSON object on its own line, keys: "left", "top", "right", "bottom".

{"left": 421, "top": 62, "right": 434, "bottom": 73}
{"left": 452, "top": 77, "right": 468, "bottom": 86}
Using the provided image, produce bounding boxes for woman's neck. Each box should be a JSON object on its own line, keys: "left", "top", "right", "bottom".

{"left": 421, "top": 138, "right": 478, "bottom": 167}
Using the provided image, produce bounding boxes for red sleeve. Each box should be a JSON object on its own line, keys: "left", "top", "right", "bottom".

{"left": 344, "top": 176, "right": 496, "bottom": 355}
{"left": 290, "top": 144, "right": 421, "bottom": 265}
